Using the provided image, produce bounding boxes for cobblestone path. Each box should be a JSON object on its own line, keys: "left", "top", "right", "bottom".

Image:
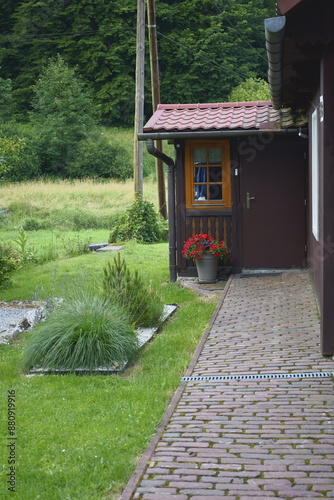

{"left": 120, "top": 271, "right": 334, "bottom": 500}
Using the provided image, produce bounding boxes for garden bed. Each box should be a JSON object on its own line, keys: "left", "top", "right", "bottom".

{"left": 26, "top": 304, "right": 177, "bottom": 375}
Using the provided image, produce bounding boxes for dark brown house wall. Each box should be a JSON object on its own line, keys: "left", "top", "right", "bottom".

{"left": 307, "top": 44, "right": 334, "bottom": 355}
{"left": 320, "top": 44, "right": 334, "bottom": 354}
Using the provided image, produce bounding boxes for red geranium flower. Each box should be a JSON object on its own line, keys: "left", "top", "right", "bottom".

{"left": 181, "top": 234, "right": 232, "bottom": 261}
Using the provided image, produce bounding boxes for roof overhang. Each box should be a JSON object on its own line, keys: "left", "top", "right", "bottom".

{"left": 140, "top": 102, "right": 305, "bottom": 141}
{"left": 266, "top": 0, "right": 334, "bottom": 112}
{"left": 276, "top": 0, "right": 303, "bottom": 14}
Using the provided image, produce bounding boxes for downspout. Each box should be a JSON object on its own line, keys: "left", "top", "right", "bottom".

{"left": 146, "top": 139, "right": 177, "bottom": 282}
{"left": 265, "top": 16, "right": 286, "bottom": 110}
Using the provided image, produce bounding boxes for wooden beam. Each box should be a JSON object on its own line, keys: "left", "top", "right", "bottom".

{"left": 147, "top": 0, "right": 167, "bottom": 219}
{"left": 134, "top": 0, "right": 145, "bottom": 196}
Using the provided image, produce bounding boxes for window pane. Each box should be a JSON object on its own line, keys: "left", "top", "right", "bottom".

{"left": 209, "top": 184, "right": 222, "bottom": 201}
{"left": 193, "top": 149, "right": 206, "bottom": 165}
{"left": 208, "top": 148, "right": 222, "bottom": 164}
{"left": 195, "top": 184, "right": 207, "bottom": 201}
{"left": 209, "top": 166, "right": 222, "bottom": 182}
{"left": 194, "top": 166, "right": 207, "bottom": 183}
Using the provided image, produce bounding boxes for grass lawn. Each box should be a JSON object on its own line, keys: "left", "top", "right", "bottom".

{"left": 0, "top": 242, "right": 218, "bottom": 499}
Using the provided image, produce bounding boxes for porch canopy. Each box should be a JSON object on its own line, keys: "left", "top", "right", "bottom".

{"left": 139, "top": 101, "right": 304, "bottom": 141}
{"left": 139, "top": 101, "right": 306, "bottom": 283}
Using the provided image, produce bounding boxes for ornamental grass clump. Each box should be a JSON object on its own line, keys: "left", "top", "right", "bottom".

{"left": 21, "top": 291, "right": 138, "bottom": 372}
{"left": 102, "top": 253, "right": 164, "bottom": 328}
{"left": 182, "top": 233, "right": 232, "bottom": 261}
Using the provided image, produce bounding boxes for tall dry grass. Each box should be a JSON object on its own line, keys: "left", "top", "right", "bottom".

{"left": 0, "top": 177, "right": 161, "bottom": 218}
{"left": 0, "top": 125, "right": 172, "bottom": 230}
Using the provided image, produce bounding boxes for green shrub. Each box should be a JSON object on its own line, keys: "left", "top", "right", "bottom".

{"left": 0, "top": 243, "right": 20, "bottom": 288}
{"left": 102, "top": 253, "right": 164, "bottom": 328}
{"left": 66, "top": 134, "right": 132, "bottom": 180}
{"left": 21, "top": 292, "right": 138, "bottom": 372}
{"left": 23, "top": 217, "right": 45, "bottom": 231}
{"left": 13, "top": 229, "right": 38, "bottom": 265}
{"left": 109, "top": 197, "right": 163, "bottom": 243}
{"left": 0, "top": 136, "right": 41, "bottom": 182}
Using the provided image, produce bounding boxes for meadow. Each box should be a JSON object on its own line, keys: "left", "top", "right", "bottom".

{"left": 0, "top": 170, "right": 217, "bottom": 499}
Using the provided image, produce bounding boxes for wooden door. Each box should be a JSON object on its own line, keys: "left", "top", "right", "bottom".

{"left": 241, "top": 138, "right": 307, "bottom": 268}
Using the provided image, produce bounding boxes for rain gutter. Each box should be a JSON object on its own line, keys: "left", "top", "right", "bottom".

{"left": 264, "top": 16, "right": 286, "bottom": 110}
{"left": 145, "top": 139, "right": 177, "bottom": 282}
{"left": 138, "top": 126, "right": 301, "bottom": 141}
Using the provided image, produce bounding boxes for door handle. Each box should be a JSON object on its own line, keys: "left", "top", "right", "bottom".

{"left": 246, "top": 192, "right": 255, "bottom": 209}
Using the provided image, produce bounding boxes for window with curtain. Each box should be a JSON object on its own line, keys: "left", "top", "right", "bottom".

{"left": 185, "top": 140, "right": 231, "bottom": 209}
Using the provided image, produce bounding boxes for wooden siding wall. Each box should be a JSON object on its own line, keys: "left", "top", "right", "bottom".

{"left": 177, "top": 210, "right": 233, "bottom": 275}
{"left": 175, "top": 139, "right": 236, "bottom": 276}
{"left": 185, "top": 211, "right": 232, "bottom": 247}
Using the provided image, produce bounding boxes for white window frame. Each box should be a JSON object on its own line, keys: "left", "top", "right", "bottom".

{"left": 311, "top": 108, "right": 319, "bottom": 241}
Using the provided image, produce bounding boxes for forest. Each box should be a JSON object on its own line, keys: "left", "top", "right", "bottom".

{"left": 0, "top": 0, "right": 275, "bottom": 126}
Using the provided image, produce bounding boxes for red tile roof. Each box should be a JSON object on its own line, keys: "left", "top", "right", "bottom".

{"left": 143, "top": 101, "right": 294, "bottom": 132}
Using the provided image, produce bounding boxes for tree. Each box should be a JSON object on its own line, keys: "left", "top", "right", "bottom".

{"left": 156, "top": 0, "right": 275, "bottom": 105}
{"left": 0, "top": 0, "right": 276, "bottom": 125}
{"left": 1, "top": 0, "right": 138, "bottom": 125}
{"left": 31, "top": 55, "right": 95, "bottom": 176}
{"left": 228, "top": 77, "right": 271, "bottom": 102}
{"left": 0, "top": 75, "right": 12, "bottom": 122}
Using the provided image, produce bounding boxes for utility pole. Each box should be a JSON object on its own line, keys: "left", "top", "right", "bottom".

{"left": 147, "top": 0, "right": 167, "bottom": 219}
{"left": 134, "top": 0, "right": 145, "bottom": 196}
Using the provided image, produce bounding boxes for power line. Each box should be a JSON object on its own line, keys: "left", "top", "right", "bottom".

{"left": 156, "top": 30, "right": 249, "bottom": 81}
{"left": 0, "top": 27, "right": 256, "bottom": 82}
{"left": 0, "top": 29, "right": 122, "bottom": 43}
{"left": 0, "top": 15, "right": 263, "bottom": 83}
{"left": 214, "top": 2, "right": 268, "bottom": 64}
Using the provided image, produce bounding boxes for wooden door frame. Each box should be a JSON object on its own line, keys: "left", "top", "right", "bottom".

{"left": 239, "top": 135, "right": 307, "bottom": 269}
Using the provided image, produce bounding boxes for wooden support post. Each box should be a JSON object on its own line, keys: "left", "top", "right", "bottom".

{"left": 147, "top": 0, "right": 167, "bottom": 219}
{"left": 134, "top": 0, "right": 145, "bottom": 196}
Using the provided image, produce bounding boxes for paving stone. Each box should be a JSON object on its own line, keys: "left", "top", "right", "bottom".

{"left": 119, "top": 271, "right": 334, "bottom": 500}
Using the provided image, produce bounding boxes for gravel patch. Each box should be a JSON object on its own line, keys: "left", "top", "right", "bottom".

{"left": 0, "top": 301, "right": 48, "bottom": 344}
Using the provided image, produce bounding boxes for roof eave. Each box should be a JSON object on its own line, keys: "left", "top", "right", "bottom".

{"left": 276, "top": 0, "right": 303, "bottom": 15}
{"left": 138, "top": 127, "right": 302, "bottom": 141}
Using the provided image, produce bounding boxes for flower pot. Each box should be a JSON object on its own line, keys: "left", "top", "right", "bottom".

{"left": 195, "top": 253, "right": 219, "bottom": 283}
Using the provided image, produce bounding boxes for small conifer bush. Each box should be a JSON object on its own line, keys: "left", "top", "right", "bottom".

{"left": 102, "top": 253, "right": 164, "bottom": 328}
{"left": 21, "top": 292, "right": 138, "bottom": 372}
